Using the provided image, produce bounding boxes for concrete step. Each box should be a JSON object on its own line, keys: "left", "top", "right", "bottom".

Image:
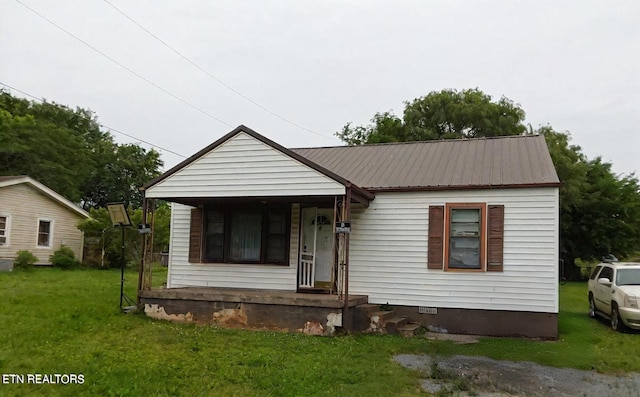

{"left": 397, "top": 323, "right": 421, "bottom": 337}
{"left": 354, "top": 303, "right": 380, "bottom": 314}
{"left": 384, "top": 316, "right": 408, "bottom": 334}
{"left": 370, "top": 310, "right": 396, "bottom": 321}
{"left": 369, "top": 310, "right": 395, "bottom": 332}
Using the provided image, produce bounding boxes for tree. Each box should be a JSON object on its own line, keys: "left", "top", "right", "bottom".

{"left": 0, "top": 89, "right": 163, "bottom": 209}
{"left": 538, "top": 126, "right": 640, "bottom": 278}
{"left": 77, "top": 203, "right": 171, "bottom": 267}
{"left": 337, "top": 89, "right": 640, "bottom": 279}
{"left": 336, "top": 88, "right": 526, "bottom": 145}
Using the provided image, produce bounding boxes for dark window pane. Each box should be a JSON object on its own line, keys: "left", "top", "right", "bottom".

{"left": 266, "top": 212, "right": 287, "bottom": 263}
{"left": 229, "top": 211, "right": 262, "bottom": 261}
{"left": 38, "top": 221, "right": 51, "bottom": 246}
{"left": 204, "top": 210, "right": 224, "bottom": 261}
{"left": 268, "top": 212, "right": 286, "bottom": 234}
{"left": 266, "top": 235, "right": 286, "bottom": 263}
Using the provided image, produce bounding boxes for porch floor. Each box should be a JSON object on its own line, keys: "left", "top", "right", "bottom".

{"left": 139, "top": 287, "right": 368, "bottom": 309}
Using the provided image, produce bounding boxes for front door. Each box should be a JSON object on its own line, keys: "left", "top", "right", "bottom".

{"left": 299, "top": 207, "right": 334, "bottom": 289}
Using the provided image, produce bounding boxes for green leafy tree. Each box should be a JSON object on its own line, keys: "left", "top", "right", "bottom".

{"left": 538, "top": 126, "right": 640, "bottom": 278}
{"left": 0, "top": 90, "right": 162, "bottom": 209}
{"left": 336, "top": 88, "right": 526, "bottom": 145}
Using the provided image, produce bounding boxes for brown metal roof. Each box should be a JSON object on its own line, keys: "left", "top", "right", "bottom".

{"left": 291, "top": 135, "right": 559, "bottom": 191}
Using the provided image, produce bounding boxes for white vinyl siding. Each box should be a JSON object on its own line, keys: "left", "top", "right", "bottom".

{"left": 348, "top": 188, "right": 559, "bottom": 313}
{"left": 146, "top": 132, "right": 345, "bottom": 199}
{"left": 0, "top": 184, "right": 85, "bottom": 263}
{"left": 167, "top": 203, "right": 299, "bottom": 290}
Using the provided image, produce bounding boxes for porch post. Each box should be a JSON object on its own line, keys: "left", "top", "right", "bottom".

{"left": 342, "top": 186, "right": 352, "bottom": 331}
{"left": 137, "top": 193, "right": 148, "bottom": 305}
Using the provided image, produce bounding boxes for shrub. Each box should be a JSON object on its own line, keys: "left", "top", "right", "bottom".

{"left": 14, "top": 250, "right": 38, "bottom": 270}
{"left": 50, "top": 246, "right": 80, "bottom": 270}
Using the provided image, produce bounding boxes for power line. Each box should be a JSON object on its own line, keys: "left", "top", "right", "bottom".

{"left": 14, "top": 0, "right": 233, "bottom": 129}
{"left": 0, "top": 81, "right": 188, "bottom": 159}
{"left": 102, "top": 0, "right": 337, "bottom": 141}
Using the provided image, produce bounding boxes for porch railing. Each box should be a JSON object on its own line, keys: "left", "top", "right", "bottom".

{"left": 299, "top": 253, "right": 314, "bottom": 288}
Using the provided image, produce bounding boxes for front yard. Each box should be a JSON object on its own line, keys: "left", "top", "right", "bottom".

{"left": 0, "top": 268, "right": 638, "bottom": 396}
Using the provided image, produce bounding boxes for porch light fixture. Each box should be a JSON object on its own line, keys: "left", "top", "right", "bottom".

{"left": 106, "top": 202, "right": 135, "bottom": 312}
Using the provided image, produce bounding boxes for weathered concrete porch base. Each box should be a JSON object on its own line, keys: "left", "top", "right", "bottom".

{"left": 139, "top": 287, "right": 368, "bottom": 335}
{"left": 361, "top": 305, "right": 559, "bottom": 340}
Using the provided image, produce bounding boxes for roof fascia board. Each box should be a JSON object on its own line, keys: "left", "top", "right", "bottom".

{"left": 0, "top": 176, "right": 89, "bottom": 218}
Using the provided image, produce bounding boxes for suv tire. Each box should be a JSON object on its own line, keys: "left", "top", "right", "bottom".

{"left": 588, "top": 294, "right": 596, "bottom": 318}
{"left": 611, "top": 304, "right": 626, "bottom": 332}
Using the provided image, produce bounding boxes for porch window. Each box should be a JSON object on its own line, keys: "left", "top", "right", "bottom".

{"left": 37, "top": 220, "right": 52, "bottom": 247}
{"left": 229, "top": 211, "right": 262, "bottom": 262}
{"left": 0, "top": 216, "right": 8, "bottom": 245}
{"left": 197, "top": 205, "right": 289, "bottom": 265}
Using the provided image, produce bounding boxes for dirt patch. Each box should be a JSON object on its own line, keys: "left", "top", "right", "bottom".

{"left": 394, "top": 354, "right": 640, "bottom": 396}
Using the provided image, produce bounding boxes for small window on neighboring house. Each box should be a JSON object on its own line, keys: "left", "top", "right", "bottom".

{"left": 38, "top": 220, "right": 52, "bottom": 247}
{"left": 0, "top": 216, "right": 7, "bottom": 245}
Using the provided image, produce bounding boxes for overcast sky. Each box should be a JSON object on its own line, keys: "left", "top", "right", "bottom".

{"left": 1, "top": 1, "right": 639, "bottom": 176}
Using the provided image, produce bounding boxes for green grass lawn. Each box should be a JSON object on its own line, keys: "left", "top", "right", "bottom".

{"left": 1, "top": 269, "right": 638, "bottom": 397}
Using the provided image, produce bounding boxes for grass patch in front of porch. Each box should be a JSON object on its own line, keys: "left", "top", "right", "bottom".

{"left": 1, "top": 269, "right": 639, "bottom": 396}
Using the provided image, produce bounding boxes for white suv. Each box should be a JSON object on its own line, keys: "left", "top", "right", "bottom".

{"left": 588, "top": 262, "right": 640, "bottom": 332}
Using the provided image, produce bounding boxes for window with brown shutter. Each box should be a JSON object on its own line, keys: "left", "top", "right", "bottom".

{"left": 487, "top": 205, "right": 504, "bottom": 272}
{"left": 445, "top": 203, "right": 486, "bottom": 271}
{"left": 428, "top": 206, "right": 445, "bottom": 269}
{"left": 429, "top": 202, "right": 505, "bottom": 273}
{"left": 191, "top": 204, "right": 290, "bottom": 265}
{"left": 189, "top": 207, "right": 203, "bottom": 263}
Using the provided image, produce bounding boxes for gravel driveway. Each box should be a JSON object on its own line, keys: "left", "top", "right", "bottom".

{"left": 394, "top": 354, "right": 640, "bottom": 396}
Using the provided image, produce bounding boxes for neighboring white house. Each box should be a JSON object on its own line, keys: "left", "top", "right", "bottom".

{"left": 141, "top": 125, "right": 560, "bottom": 338}
{"left": 0, "top": 176, "right": 89, "bottom": 265}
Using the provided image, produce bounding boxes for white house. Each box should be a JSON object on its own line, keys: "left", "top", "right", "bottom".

{"left": 140, "top": 125, "right": 560, "bottom": 338}
{"left": 0, "top": 176, "right": 89, "bottom": 267}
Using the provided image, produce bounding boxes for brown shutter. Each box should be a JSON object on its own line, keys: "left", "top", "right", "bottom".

{"left": 189, "top": 207, "right": 203, "bottom": 263}
{"left": 487, "top": 205, "right": 504, "bottom": 272}
{"left": 428, "top": 206, "right": 445, "bottom": 269}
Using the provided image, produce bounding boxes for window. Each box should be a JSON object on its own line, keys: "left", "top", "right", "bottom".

{"left": 445, "top": 204, "right": 485, "bottom": 270}
{"left": 37, "top": 220, "right": 52, "bottom": 247}
{"left": 589, "top": 266, "right": 603, "bottom": 280}
{"left": 428, "top": 203, "right": 504, "bottom": 272}
{"left": 192, "top": 205, "right": 290, "bottom": 265}
{"left": 599, "top": 266, "right": 613, "bottom": 283}
{"left": 0, "top": 216, "right": 8, "bottom": 245}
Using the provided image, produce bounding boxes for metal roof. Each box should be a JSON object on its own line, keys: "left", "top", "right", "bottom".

{"left": 292, "top": 134, "right": 560, "bottom": 191}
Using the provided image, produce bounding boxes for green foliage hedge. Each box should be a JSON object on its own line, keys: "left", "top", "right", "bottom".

{"left": 14, "top": 250, "right": 38, "bottom": 270}
{"left": 50, "top": 246, "right": 80, "bottom": 269}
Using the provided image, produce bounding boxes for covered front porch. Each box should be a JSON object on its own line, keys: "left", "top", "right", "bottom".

{"left": 137, "top": 126, "right": 375, "bottom": 333}
{"left": 139, "top": 286, "right": 368, "bottom": 334}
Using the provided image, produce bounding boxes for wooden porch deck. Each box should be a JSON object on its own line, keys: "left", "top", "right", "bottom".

{"left": 139, "top": 287, "right": 368, "bottom": 308}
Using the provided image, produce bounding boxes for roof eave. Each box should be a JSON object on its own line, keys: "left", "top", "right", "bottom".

{"left": 366, "top": 182, "right": 562, "bottom": 193}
